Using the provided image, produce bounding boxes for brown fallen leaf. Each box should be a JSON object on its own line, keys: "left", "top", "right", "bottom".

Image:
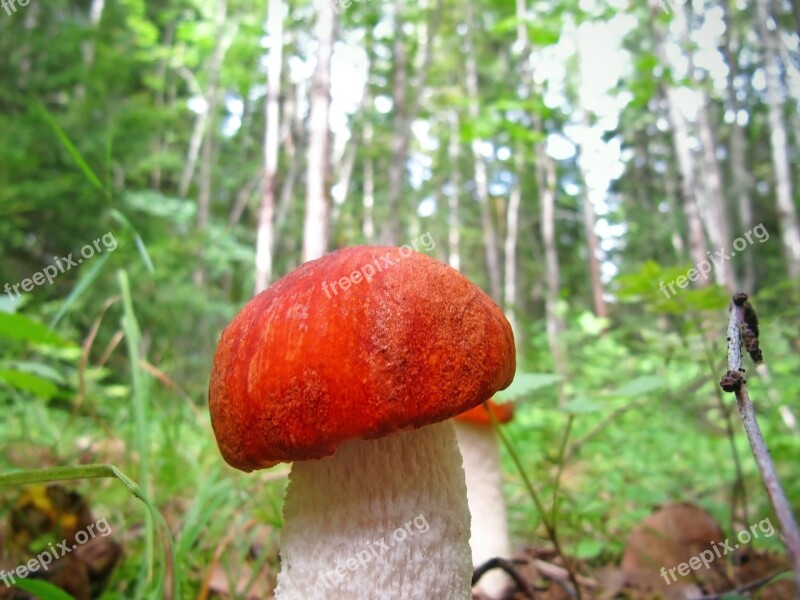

{"left": 621, "top": 502, "right": 729, "bottom": 595}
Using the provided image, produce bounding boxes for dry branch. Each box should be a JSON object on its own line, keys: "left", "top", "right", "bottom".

{"left": 721, "top": 293, "right": 800, "bottom": 591}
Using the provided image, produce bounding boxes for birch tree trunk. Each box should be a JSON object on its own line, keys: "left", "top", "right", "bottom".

{"left": 382, "top": 0, "right": 408, "bottom": 246}
{"left": 382, "top": 0, "right": 441, "bottom": 245}
{"left": 515, "top": 0, "right": 567, "bottom": 399}
{"left": 650, "top": 2, "right": 709, "bottom": 277}
{"left": 363, "top": 116, "right": 376, "bottom": 243}
{"left": 673, "top": 0, "right": 736, "bottom": 289}
{"left": 696, "top": 97, "right": 737, "bottom": 289}
{"left": 755, "top": 0, "right": 800, "bottom": 279}
{"left": 721, "top": 0, "right": 755, "bottom": 292}
{"left": 254, "top": 0, "right": 284, "bottom": 293}
{"left": 195, "top": 0, "right": 234, "bottom": 287}
{"left": 276, "top": 78, "right": 303, "bottom": 239}
{"left": 540, "top": 153, "right": 567, "bottom": 404}
{"left": 465, "top": 0, "right": 501, "bottom": 301}
{"left": 178, "top": 1, "right": 235, "bottom": 199}
{"left": 447, "top": 112, "right": 461, "bottom": 271}
{"left": 504, "top": 149, "right": 522, "bottom": 338}
{"left": 302, "top": 1, "right": 336, "bottom": 262}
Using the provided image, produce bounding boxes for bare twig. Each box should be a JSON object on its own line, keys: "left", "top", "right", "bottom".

{"left": 721, "top": 293, "right": 800, "bottom": 591}
{"left": 527, "top": 558, "right": 598, "bottom": 589}
{"left": 687, "top": 568, "right": 791, "bottom": 599}
{"left": 472, "top": 557, "right": 538, "bottom": 599}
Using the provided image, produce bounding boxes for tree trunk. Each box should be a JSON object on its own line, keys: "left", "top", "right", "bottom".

{"left": 721, "top": 0, "right": 755, "bottom": 292}
{"left": 515, "top": 0, "right": 567, "bottom": 400}
{"left": 302, "top": 1, "right": 336, "bottom": 262}
{"left": 331, "top": 49, "right": 374, "bottom": 236}
{"left": 580, "top": 185, "right": 607, "bottom": 319}
{"left": 504, "top": 149, "right": 522, "bottom": 338}
{"left": 650, "top": 1, "right": 709, "bottom": 277}
{"left": 276, "top": 79, "right": 303, "bottom": 240}
{"left": 574, "top": 105, "right": 608, "bottom": 317}
{"left": 151, "top": 22, "right": 175, "bottom": 190}
{"left": 178, "top": 3, "right": 235, "bottom": 200}
{"left": 76, "top": 0, "right": 105, "bottom": 99}
{"left": 447, "top": 112, "right": 461, "bottom": 271}
{"left": 254, "top": 0, "right": 284, "bottom": 294}
{"left": 195, "top": 0, "right": 234, "bottom": 287}
{"left": 382, "top": 0, "right": 408, "bottom": 246}
{"left": 381, "top": 0, "right": 441, "bottom": 245}
{"left": 672, "top": 1, "right": 736, "bottom": 289}
{"left": 696, "top": 96, "right": 737, "bottom": 289}
{"left": 363, "top": 116, "right": 376, "bottom": 243}
{"left": 540, "top": 155, "right": 567, "bottom": 404}
{"left": 755, "top": 0, "right": 800, "bottom": 279}
{"left": 465, "top": 0, "right": 501, "bottom": 301}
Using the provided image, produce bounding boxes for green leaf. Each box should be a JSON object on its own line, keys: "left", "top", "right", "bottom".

{"left": 561, "top": 395, "right": 603, "bottom": 414}
{"left": 495, "top": 372, "right": 561, "bottom": 402}
{"left": 0, "top": 312, "right": 69, "bottom": 346}
{"left": 11, "top": 579, "right": 76, "bottom": 600}
{"left": 50, "top": 252, "right": 111, "bottom": 327}
{"left": 110, "top": 208, "right": 156, "bottom": 274}
{"left": 610, "top": 375, "right": 664, "bottom": 397}
{"left": 574, "top": 538, "right": 604, "bottom": 559}
{"left": 34, "top": 102, "right": 104, "bottom": 192}
{"left": 577, "top": 311, "right": 610, "bottom": 335}
{"left": 528, "top": 24, "right": 560, "bottom": 46}
{"left": 0, "top": 369, "right": 59, "bottom": 398}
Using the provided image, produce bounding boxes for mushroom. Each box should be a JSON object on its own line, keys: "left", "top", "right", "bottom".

{"left": 208, "top": 245, "right": 516, "bottom": 600}
{"left": 454, "top": 399, "right": 516, "bottom": 599}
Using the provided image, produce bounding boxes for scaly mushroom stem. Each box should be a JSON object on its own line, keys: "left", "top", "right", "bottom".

{"left": 275, "top": 421, "right": 472, "bottom": 600}
{"left": 455, "top": 421, "right": 514, "bottom": 599}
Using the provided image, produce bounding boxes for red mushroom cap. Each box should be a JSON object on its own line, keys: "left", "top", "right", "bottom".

{"left": 209, "top": 245, "right": 516, "bottom": 471}
{"left": 454, "top": 398, "right": 515, "bottom": 425}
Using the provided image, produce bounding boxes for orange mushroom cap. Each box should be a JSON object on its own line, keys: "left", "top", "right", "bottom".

{"left": 209, "top": 246, "right": 516, "bottom": 471}
{"left": 455, "top": 399, "right": 515, "bottom": 425}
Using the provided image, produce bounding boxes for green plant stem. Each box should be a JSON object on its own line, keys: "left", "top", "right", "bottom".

{"left": 118, "top": 269, "right": 155, "bottom": 597}
{"left": 550, "top": 413, "right": 574, "bottom": 530}
{"left": 489, "top": 407, "right": 583, "bottom": 600}
{"left": 0, "top": 464, "right": 179, "bottom": 599}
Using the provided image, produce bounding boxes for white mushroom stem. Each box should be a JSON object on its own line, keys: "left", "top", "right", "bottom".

{"left": 274, "top": 420, "right": 473, "bottom": 600}
{"left": 454, "top": 420, "right": 514, "bottom": 600}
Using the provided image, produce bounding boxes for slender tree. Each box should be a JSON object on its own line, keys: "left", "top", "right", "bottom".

{"left": 303, "top": 0, "right": 337, "bottom": 262}
{"left": 464, "top": 0, "right": 501, "bottom": 301}
{"left": 254, "top": 0, "right": 285, "bottom": 293}
{"left": 754, "top": 0, "right": 800, "bottom": 279}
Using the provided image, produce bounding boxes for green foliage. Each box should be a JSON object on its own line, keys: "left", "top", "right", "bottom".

{"left": 0, "top": 0, "right": 798, "bottom": 595}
